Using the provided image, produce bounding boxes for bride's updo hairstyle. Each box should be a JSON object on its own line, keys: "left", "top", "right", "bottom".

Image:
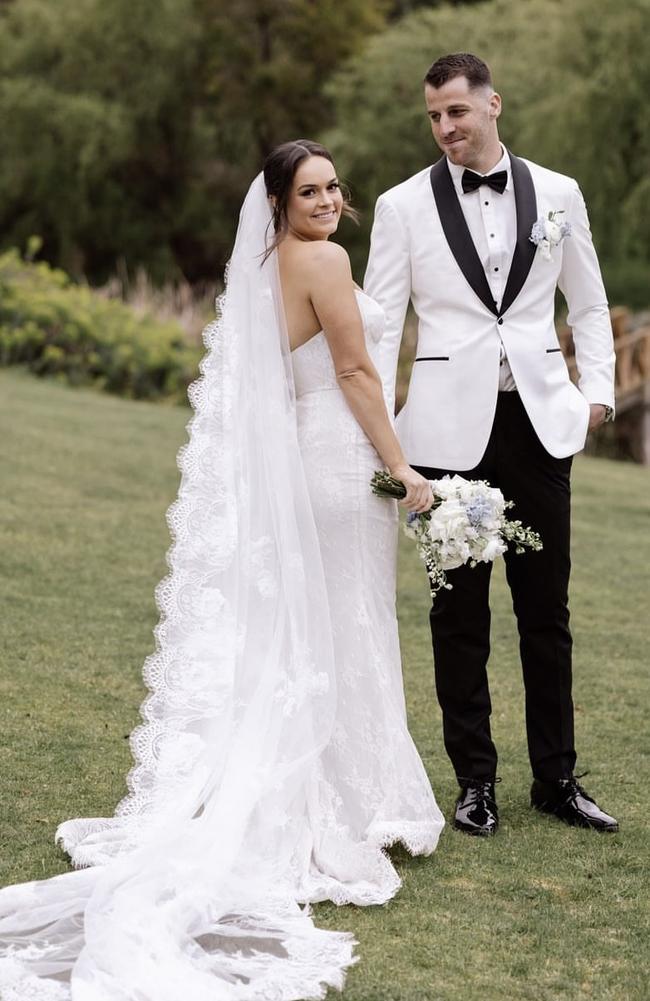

{"left": 262, "top": 139, "right": 358, "bottom": 260}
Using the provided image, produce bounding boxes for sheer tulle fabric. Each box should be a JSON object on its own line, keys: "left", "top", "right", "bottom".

{"left": 0, "top": 175, "right": 442, "bottom": 1001}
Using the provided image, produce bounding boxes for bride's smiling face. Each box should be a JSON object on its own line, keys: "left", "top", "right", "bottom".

{"left": 285, "top": 156, "right": 344, "bottom": 241}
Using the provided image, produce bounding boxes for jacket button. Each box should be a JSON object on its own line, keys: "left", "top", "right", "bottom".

{"left": 497, "top": 318, "right": 504, "bottom": 325}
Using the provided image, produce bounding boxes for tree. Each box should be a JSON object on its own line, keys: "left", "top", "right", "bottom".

{"left": 387, "top": 0, "right": 486, "bottom": 16}
{"left": 325, "top": 0, "right": 650, "bottom": 294}
{"left": 191, "top": 0, "right": 388, "bottom": 276}
{"left": 0, "top": 0, "right": 204, "bottom": 280}
{"left": 0, "top": 0, "right": 386, "bottom": 283}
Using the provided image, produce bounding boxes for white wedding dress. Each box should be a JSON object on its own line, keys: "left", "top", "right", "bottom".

{"left": 0, "top": 178, "right": 442, "bottom": 1001}
{"left": 290, "top": 290, "right": 443, "bottom": 905}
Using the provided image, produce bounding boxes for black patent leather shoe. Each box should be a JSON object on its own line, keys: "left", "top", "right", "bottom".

{"left": 531, "top": 777, "right": 619, "bottom": 832}
{"left": 453, "top": 780, "right": 499, "bottom": 836}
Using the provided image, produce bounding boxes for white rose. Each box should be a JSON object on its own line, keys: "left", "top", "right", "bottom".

{"left": 437, "top": 541, "right": 468, "bottom": 570}
{"left": 479, "top": 537, "right": 507, "bottom": 562}
{"left": 432, "top": 502, "right": 469, "bottom": 543}
{"left": 425, "top": 512, "right": 444, "bottom": 541}
{"left": 458, "top": 479, "right": 478, "bottom": 504}
{"left": 439, "top": 554, "right": 465, "bottom": 571}
{"left": 447, "top": 474, "right": 469, "bottom": 492}
{"left": 430, "top": 476, "right": 456, "bottom": 500}
{"left": 481, "top": 519, "right": 501, "bottom": 534}
{"left": 486, "top": 486, "right": 506, "bottom": 509}
{"left": 544, "top": 219, "right": 562, "bottom": 243}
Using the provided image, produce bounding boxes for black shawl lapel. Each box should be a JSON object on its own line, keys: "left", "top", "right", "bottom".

{"left": 499, "top": 153, "right": 538, "bottom": 315}
{"left": 429, "top": 158, "right": 498, "bottom": 316}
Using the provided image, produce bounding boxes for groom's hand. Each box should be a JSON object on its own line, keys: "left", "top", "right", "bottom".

{"left": 588, "top": 404, "right": 607, "bottom": 431}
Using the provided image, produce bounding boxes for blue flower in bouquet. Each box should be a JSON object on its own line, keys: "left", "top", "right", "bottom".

{"left": 404, "top": 510, "right": 421, "bottom": 540}
{"left": 370, "top": 469, "right": 543, "bottom": 600}
{"left": 465, "top": 495, "right": 496, "bottom": 529}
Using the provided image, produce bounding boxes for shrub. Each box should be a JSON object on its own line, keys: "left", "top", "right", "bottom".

{"left": 0, "top": 250, "right": 201, "bottom": 401}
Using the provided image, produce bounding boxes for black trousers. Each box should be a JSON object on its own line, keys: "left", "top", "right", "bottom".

{"left": 414, "top": 392, "right": 576, "bottom": 783}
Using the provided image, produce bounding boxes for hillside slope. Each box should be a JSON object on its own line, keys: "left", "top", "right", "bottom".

{"left": 1, "top": 370, "right": 648, "bottom": 1000}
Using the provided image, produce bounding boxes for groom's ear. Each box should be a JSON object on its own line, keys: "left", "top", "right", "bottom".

{"left": 488, "top": 91, "right": 502, "bottom": 120}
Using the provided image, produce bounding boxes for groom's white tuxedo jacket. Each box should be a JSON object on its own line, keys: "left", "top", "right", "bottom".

{"left": 364, "top": 152, "right": 616, "bottom": 470}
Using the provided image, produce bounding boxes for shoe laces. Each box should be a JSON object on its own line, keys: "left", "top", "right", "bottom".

{"left": 558, "top": 771, "right": 591, "bottom": 802}
{"left": 461, "top": 777, "right": 500, "bottom": 805}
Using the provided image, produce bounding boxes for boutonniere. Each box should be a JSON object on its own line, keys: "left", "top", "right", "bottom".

{"left": 529, "top": 210, "right": 572, "bottom": 261}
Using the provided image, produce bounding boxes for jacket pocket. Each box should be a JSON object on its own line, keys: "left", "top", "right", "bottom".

{"left": 415, "top": 356, "right": 450, "bottom": 362}
{"left": 545, "top": 348, "right": 562, "bottom": 354}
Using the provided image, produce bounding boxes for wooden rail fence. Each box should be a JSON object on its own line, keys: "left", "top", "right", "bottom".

{"left": 560, "top": 307, "right": 650, "bottom": 464}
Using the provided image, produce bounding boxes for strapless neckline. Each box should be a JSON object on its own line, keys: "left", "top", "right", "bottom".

{"left": 290, "top": 289, "right": 385, "bottom": 400}
{"left": 291, "top": 288, "right": 375, "bottom": 356}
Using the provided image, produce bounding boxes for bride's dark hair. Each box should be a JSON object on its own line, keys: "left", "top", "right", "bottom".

{"left": 262, "top": 139, "right": 358, "bottom": 261}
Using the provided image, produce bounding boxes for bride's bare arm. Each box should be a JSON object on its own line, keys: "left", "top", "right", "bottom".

{"left": 304, "top": 241, "right": 432, "bottom": 513}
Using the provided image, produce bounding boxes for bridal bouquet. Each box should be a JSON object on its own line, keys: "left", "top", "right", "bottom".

{"left": 371, "top": 471, "right": 542, "bottom": 598}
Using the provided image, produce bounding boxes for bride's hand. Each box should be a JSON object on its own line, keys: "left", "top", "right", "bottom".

{"left": 390, "top": 464, "right": 434, "bottom": 514}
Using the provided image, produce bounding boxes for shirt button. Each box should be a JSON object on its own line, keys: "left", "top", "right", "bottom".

{"left": 494, "top": 267, "right": 499, "bottom": 272}
{"left": 497, "top": 318, "right": 504, "bottom": 325}
{"left": 484, "top": 201, "right": 489, "bottom": 205}
{"left": 490, "top": 233, "right": 495, "bottom": 238}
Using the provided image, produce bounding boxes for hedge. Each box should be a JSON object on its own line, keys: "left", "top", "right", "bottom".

{"left": 0, "top": 249, "right": 200, "bottom": 401}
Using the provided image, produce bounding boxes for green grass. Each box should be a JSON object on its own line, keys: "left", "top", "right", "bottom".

{"left": 1, "top": 368, "right": 648, "bottom": 1000}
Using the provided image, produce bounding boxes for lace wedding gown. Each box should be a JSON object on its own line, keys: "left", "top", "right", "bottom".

{"left": 291, "top": 290, "right": 442, "bottom": 905}
{"left": 0, "top": 177, "right": 443, "bottom": 1001}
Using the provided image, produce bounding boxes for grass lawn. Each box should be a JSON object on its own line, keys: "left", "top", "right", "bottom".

{"left": 1, "top": 368, "right": 648, "bottom": 1000}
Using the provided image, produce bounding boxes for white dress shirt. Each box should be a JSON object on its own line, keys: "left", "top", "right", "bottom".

{"left": 447, "top": 146, "right": 517, "bottom": 390}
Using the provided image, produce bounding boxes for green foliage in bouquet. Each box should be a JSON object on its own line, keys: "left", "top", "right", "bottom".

{"left": 371, "top": 470, "right": 542, "bottom": 599}
{"left": 0, "top": 248, "right": 200, "bottom": 402}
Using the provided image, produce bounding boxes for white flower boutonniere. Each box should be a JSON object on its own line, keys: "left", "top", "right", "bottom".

{"left": 530, "top": 210, "right": 572, "bottom": 261}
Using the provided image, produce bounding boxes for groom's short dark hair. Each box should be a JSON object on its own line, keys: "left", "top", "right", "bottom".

{"left": 424, "top": 53, "right": 492, "bottom": 90}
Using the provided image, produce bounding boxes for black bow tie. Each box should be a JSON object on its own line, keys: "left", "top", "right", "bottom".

{"left": 461, "top": 168, "right": 508, "bottom": 195}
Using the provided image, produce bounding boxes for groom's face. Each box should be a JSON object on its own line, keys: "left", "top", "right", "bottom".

{"left": 424, "top": 76, "right": 501, "bottom": 170}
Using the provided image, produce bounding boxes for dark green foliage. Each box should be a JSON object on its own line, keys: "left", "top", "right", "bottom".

{"left": 601, "top": 258, "right": 650, "bottom": 311}
{"left": 326, "top": 0, "right": 650, "bottom": 299}
{"left": 0, "top": 0, "right": 386, "bottom": 284}
{"left": 1, "top": 0, "right": 647, "bottom": 304}
{"left": 0, "top": 249, "right": 199, "bottom": 400}
{"left": 387, "top": 0, "right": 487, "bottom": 15}
{"left": 0, "top": 0, "right": 207, "bottom": 282}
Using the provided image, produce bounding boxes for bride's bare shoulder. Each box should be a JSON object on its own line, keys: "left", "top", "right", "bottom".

{"left": 280, "top": 238, "right": 349, "bottom": 266}
{"left": 280, "top": 240, "right": 351, "bottom": 284}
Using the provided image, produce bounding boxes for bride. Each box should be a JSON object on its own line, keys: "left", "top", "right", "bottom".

{"left": 0, "top": 139, "right": 443, "bottom": 1000}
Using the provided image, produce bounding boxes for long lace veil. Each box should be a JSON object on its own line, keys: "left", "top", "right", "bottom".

{"left": 0, "top": 174, "right": 356, "bottom": 1000}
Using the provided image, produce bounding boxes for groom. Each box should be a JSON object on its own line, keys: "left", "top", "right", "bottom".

{"left": 365, "top": 52, "right": 618, "bottom": 836}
